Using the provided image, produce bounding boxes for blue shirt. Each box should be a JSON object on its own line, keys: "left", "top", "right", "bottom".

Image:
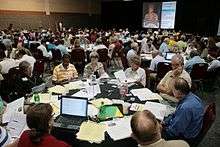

{"left": 184, "top": 56, "right": 206, "bottom": 73}
{"left": 159, "top": 42, "right": 169, "bottom": 54}
{"left": 163, "top": 92, "right": 204, "bottom": 139}
{"left": 56, "top": 44, "right": 68, "bottom": 56}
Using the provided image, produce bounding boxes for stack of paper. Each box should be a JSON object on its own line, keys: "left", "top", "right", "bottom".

{"left": 90, "top": 98, "right": 113, "bottom": 108}
{"left": 72, "top": 84, "right": 101, "bottom": 100}
{"left": 105, "top": 116, "right": 132, "bottom": 141}
{"left": 130, "top": 103, "right": 145, "bottom": 112}
{"left": 76, "top": 121, "right": 106, "bottom": 143}
{"left": 6, "top": 113, "right": 27, "bottom": 138}
{"left": 64, "top": 80, "right": 83, "bottom": 91}
{"left": 50, "top": 95, "right": 60, "bottom": 116}
{"left": 48, "top": 85, "right": 66, "bottom": 94}
{"left": 144, "top": 101, "right": 167, "bottom": 121}
{"left": 2, "top": 97, "right": 25, "bottom": 123}
{"left": 130, "top": 88, "right": 163, "bottom": 101}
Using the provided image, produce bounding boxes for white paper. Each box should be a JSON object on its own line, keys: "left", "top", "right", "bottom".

{"left": 72, "top": 84, "right": 101, "bottom": 100}
{"left": 144, "top": 101, "right": 167, "bottom": 121}
{"left": 7, "top": 113, "right": 27, "bottom": 138}
{"left": 88, "top": 104, "right": 99, "bottom": 117}
{"left": 105, "top": 116, "right": 132, "bottom": 141}
{"left": 2, "top": 97, "right": 25, "bottom": 123}
{"left": 130, "top": 88, "right": 163, "bottom": 101}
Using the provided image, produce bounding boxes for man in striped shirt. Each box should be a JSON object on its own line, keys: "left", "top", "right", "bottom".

{"left": 52, "top": 54, "right": 78, "bottom": 85}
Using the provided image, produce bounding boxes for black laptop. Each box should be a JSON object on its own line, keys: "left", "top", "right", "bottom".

{"left": 53, "top": 96, "right": 88, "bottom": 130}
{"left": 165, "top": 52, "right": 176, "bottom": 60}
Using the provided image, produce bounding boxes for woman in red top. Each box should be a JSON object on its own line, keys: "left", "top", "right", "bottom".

{"left": 6, "top": 103, "right": 70, "bottom": 147}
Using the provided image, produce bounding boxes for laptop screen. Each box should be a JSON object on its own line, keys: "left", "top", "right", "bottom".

{"left": 61, "top": 97, "right": 87, "bottom": 117}
{"left": 165, "top": 53, "right": 176, "bottom": 60}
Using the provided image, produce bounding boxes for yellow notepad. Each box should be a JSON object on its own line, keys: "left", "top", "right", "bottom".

{"left": 76, "top": 121, "right": 106, "bottom": 143}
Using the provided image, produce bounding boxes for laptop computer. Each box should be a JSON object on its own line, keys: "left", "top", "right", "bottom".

{"left": 53, "top": 96, "right": 88, "bottom": 130}
{"left": 165, "top": 52, "right": 176, "bottom": 60}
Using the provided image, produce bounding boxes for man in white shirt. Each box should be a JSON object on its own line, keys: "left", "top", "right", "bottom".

{"left": 0, "top": 50, "right": 17, "bottom": 74}
{"left": 125, "top": 56, "right": 146, "bottom": 87}
{"left": 15, "top": 49, "right": 36, "bottom": 73}
{"left": 37, "top": 39, "right": 51, "bottom": 58}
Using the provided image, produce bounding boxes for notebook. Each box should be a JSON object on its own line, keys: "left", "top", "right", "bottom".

{"left": 165, "top": 52, "right": 176, "bottom": 60}
{"left": 53, "top": 96, "right": 88, "bottom": 130}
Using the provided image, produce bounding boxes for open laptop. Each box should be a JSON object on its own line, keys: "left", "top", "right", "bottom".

{"left": 165, "top": 52, "right": 176, "bottom": 61}
{"left": 53, "top": 96, "right": 88, "bottom": 130}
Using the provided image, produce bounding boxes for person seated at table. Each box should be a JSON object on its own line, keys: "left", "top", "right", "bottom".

{"left": 157, "top": 54, "right": 191, "bottom": 102}
{"left": 141, "top": 39, "right": 157, "bottom": 53}
{"left": 162, "top": 77, "right": 204, "bottom": 142}
{"left": 10, "top": 61, "right": 43, "bottom": 101}
{"left": 159, "top": 38, "right": 170, "bottom": 56}
{"left": 6, "top": 103, "right": 70, "bottom": 147}
{"left": 127, "top": 42, "right": 139, "bottom": 63}
{"left": 184, "top": 50, "right": 206, "bottom": 73}
{"left": 52, "top": 54, "right": 78, "bottom": 85}
{"left": 125, "top": 56, "right": 146, "bottom": 87}
{"left": 149, "top": 50, "right": 165, "bottom": 73}
{"left": 93, "top": 37, "right": 107, "bottom": 52}
{"left": 131, "top": 110, "right": 189, "bottom": 147}
{"left": 72, "top": 39, "right": 84, "bottom": 51}
{"left": 83, "top": 51, "right": 107, "bottom": 79}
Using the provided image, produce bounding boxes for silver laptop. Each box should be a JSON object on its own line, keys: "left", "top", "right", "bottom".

{"left": 53, "top": 96, "right": 88, "bottom": 130}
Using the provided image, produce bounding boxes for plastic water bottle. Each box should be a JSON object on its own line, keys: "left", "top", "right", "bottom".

{"left": 33, "top": 92, "right": 40, "bottom": 103}
{"left": 119, "top": 82, "right": 128, "bottom": 100}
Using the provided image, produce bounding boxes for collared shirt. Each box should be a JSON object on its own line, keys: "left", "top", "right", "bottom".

{"left": 163, "top": 92, "right": 204, "bottom": 139}
{"left": 52, "top": 63, "right": 78, "bottom": 82}
{"left": 83, "top": 62, "right": 105, "bottom": 79}
{"left": 0, "top": 58, "right": 17, "bottom": 74}
{"left": 139, "top": 139, "right": 189, "bottom": 147}
{"left": 125, "top": 67, "right": 146, "bottom": 87}
{"left": 159, "top": 69, "right": 192, "bottom": 91}
{"left": 149, "top": 55, "right": 165, "bottom": 71}
{"left": 184, "top": 56, "right": 206, "bottom": 73}
{"left": 159, "top": 42, "right": 169, "bottom": 54}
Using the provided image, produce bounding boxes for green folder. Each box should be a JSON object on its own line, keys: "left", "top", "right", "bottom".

{"left": 98, "top": 105, "right": 123, "bottom": 121}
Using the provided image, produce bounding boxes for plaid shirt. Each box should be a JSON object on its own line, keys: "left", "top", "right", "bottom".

{"left": 52, "top": 63, "right": 78, "bottom": 82}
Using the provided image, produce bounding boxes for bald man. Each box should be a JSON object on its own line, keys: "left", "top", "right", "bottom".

{"left": 157, "top": 54, "right": 191, "bottom": 102}
{"left": 131, "top": 110, "right": 189, "bottom": 147}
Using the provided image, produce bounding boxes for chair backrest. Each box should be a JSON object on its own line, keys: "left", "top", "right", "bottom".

{"left": 33, "top": 60, "right": 45, "bottom": 76}
{"left": 190, "top": 63, "right": 208, "bottom": 80}
{"left": 97, "top": 48, "right": 109, "bottom": 62}
{"left": 51, "top": 49, "right": 62, "bottom": 61}
{"left": 70, "top": 49, "right": 85, "bottom": 63}
{"left": 190, "top": 103, "right": 216, "bottom": 147}
{"left": 156, "top": 62, "right": 172, "bottom": 79}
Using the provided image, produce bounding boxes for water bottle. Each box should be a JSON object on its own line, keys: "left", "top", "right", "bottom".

{"left": 33, "top": 92, "right": 40, "bottom": 103}
{"left": 119, "top": 82, "right": 128, "bottom": 100}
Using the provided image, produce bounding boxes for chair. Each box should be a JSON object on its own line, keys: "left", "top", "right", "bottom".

{"left": 153, "top": 62, "right": 172, "bottom": 91}
{"left": 188, "top": 103, "right": 216, "bottom": 147}
{"left": 33, "top": 60, "right": 45, "bottom": 77}
{"left": 97, "top": 48, "right": 109, "bottom": 71}
{"left": 190, "top": 63, "right": 208, "bottom": 92}
{"left": 51, "top": 49, "right": 62, "bottom": 67}
{"left": 156, "top": 62, "right": 172, "bottom": 80}
{"left": 70, "top": 49, "right": 86, "bottom": 74}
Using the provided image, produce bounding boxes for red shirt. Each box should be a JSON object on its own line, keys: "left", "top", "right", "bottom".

{"left": 18, "top": 130, "right": 70, "bottom": 147}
